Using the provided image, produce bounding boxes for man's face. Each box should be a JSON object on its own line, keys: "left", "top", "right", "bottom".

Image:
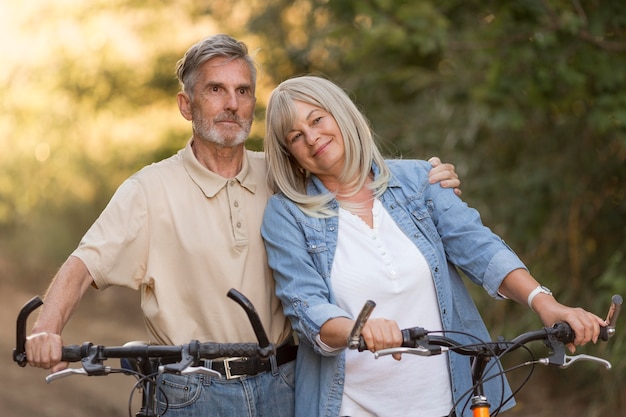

{"left": 185, "top": 57, "right": 256, "bottom": 147}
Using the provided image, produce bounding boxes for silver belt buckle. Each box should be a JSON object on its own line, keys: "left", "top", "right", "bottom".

{"left": 223, "top": 357, "right": 247, "bottom": 380}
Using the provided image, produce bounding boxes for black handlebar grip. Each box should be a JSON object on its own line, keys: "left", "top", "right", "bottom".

{"left": 551, "top": 322, "right": 575, "bottom": 344}
{"left": 599, "top": 326, "right": 609, "bottom": 342}
{"left": 401, "top": 328, "right": 413, "bottom": 347}
{"left": 401, "top": 327, "right": 429, "bottom": 347}
{"left": 564, "top": 294, "right": 622, "bottom": 342}
{"left": 554, "top": 321, "right": 612, "bottom": 343}
{"left": 198, "top": 342, "right": 261, "bottom": 359}
{"left": 61, "top": 345, "right": 84, "bottom": 363}
{"left": 356, "top": 327, "right": 426, "bottom": 351}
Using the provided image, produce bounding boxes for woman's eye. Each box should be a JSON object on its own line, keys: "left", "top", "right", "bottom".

{"left": 312, "top": 116, "right": 322, "bottom": 124}
{"left": 289, "top": 133, "right": 302, "bottom": 144}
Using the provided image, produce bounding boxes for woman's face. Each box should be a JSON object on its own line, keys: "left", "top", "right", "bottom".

{"left": 284, "top": 100, "right": 346, "bottom": 180}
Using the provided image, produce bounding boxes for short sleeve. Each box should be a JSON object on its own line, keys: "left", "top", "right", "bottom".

{"left": 72, "top": 176, "right": 150, "bottom": 290}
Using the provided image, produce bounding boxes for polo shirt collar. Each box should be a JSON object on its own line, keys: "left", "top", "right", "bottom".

{"left": 182, "top": 139, "right": 257, "bottom": 198}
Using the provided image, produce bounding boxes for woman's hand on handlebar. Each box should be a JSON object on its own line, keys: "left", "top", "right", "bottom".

{"left": 26, "top": 332, "right": 68, "bottom": 372}
{"left": 533, "top": 298, "right": 607, "bottom": 353}
{"left": 320, "top": 316, "right": 404, "bottom": 360}
{"left": 498, "top": 270, "right": 607, "bottom": 353}
{"left": 359, "top": 318, "right": 404, "bottom": 361}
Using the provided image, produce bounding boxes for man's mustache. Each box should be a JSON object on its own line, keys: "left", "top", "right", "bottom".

{"left": 214, "top": 113, "right": 245, "bottom": 125}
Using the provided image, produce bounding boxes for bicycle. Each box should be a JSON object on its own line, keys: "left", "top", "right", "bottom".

{"left": 13, "top": 288, "right": 282, "bottom": 417}
{"left": 347, "top": 295, "right": 622, "bottom": 417}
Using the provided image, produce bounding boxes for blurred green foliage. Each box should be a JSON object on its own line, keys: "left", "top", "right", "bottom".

{"left": 1, "top": 0, "right": 624, "bottom": 412}
{"left": 232, "top": 1, "right": 626, "bottom": 408}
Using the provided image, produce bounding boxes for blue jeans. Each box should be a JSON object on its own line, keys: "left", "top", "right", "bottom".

{"left": 156, "top": 359, "right": 295, "bottom": 417}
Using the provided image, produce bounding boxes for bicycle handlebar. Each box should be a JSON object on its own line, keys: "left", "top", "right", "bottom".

{"left": 352, "top": 294, "right": 622, "bottom": 369}
{"left": 346, "top": 295, "right": 620, "bottom": 417}
{"left": 13, "top": 288, "right": 275, "bottom": 371}
{"left": 60, "top": 340, "right": 264, "bottom": 363}
{"left": 13, "top": 296, "right": 44, "bottom": 367}
{"left": 12, "top": 289, "right": 283, "bottom": 417}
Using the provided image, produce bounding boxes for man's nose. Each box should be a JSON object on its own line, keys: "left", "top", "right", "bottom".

{"left": 224, "top": 91, "right": 239, "bottom": 111}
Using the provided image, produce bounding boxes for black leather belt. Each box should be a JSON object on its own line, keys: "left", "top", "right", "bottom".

{"left": 161, "top": 343, "right": 297, "bottom": 380}
{"left": 203, "top": 343, "right": 297, "bottom": 379}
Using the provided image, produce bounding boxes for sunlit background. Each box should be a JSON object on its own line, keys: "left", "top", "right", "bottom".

{"left": 2, "top": 1, "right": 625, "bottom": 415}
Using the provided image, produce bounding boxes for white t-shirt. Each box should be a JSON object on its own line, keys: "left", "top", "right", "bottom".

{"left": 331, "top": 199, "right": 454, "bottom": 417}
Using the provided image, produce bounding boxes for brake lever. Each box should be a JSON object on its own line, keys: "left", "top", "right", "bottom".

{"left": 374, "top": 345, "right": 447, "bottom": 359}
{"left": 158, "top": 365, "right": 222, "bottom": 378}
{"left": 45, "top": 366, "right": 111, "bottom": 383}
{"left": 538, "top": 354, "right": 612, "bottom": 370}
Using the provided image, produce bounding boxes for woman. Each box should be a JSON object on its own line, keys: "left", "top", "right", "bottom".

{"left": 260, "top": 75, "right": 605, "bottom": 417}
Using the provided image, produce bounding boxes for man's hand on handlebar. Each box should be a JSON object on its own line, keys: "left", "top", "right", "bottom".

{"left": 26, "top": 332, "right": 68, "bottom": 373}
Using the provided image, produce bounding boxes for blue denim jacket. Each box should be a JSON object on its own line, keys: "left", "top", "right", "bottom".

{"left": 261, "top": 160, "right": 525, "bottom": 417}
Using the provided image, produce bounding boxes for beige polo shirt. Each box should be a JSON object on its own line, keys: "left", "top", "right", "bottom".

{"left": 73, "top": 139, "right": 292, "bottom": 346}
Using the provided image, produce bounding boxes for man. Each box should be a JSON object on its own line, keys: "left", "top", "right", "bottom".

{"left": 25, "top": 34, "right": 461, "bottom": 416}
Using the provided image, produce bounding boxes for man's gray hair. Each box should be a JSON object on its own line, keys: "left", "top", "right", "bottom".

{"left": 175, "top": 34, "right": 257, "bottom": 96}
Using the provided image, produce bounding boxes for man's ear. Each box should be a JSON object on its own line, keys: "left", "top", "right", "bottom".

{"left": 177, "top": 92, "right": 193, "bottom": 121}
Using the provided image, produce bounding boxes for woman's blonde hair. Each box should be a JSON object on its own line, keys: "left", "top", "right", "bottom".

{"left": 264, "top": 75, "right": 391, "bottom": 217}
